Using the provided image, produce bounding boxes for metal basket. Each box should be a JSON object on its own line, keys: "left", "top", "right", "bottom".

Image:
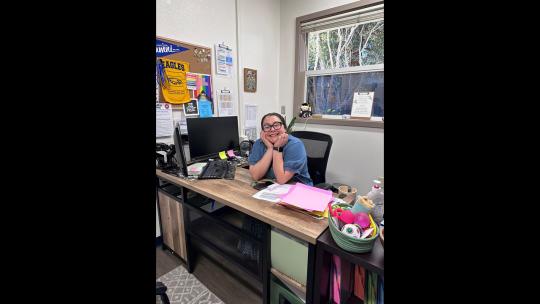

{"left": 328, "top": 203, "right": 379, "bottom": 253}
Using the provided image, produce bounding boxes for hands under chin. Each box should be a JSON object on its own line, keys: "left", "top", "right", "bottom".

{"left": 273, "top": 133, "right": 288, "bottom": 148}
{"left": 260, "top": 131, "right": 273, "bottom": 149}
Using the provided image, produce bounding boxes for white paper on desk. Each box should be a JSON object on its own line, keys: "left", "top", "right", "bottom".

{"left": 156, "top": 103, "right": 174, "bottom": 137}
{"left": 253, "top": 184, "right": 293, "bottom": 203}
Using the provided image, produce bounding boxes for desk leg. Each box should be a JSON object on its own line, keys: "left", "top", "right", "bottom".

{"left": 306, "top": 243, "right": 316, "bottom": 304}
{"left": 262, "top": 224, "right": 270, "bottom": 304}
{"left": 312, "top": 242, "right": 325, "bottom": 304}
{"left": 181, "top": 193, "right": 194, "bottom": 273}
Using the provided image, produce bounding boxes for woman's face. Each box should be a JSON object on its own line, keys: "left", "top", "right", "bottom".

{"left": 262, "top": 115, "right": 285, "bottom": 144}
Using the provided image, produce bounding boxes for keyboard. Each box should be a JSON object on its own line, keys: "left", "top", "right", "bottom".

{"left": 199, "top": 160, "right": 236, "bottom": 180}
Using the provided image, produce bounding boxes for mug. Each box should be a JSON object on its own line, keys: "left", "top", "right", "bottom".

{"left": 338, "top": 185, "right": 357, "bottom": 201}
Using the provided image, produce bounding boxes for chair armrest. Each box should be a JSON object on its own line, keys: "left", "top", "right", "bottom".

{"left": 156, "top": 281, "right": 167, "bottom": 294}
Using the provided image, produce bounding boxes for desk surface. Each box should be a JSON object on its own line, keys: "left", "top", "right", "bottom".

{"left": 156, "top": 168, "right": 329, "bottom": 244}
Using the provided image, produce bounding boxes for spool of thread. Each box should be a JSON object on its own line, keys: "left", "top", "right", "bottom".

{"left": 351, "top": 196, "right": 374, "bottom": 214}
{"left": 341, "top": 224, "right": 362, "bottom": 239}
{"left": 338, "top": 185, "right": 357, "bottom": 201}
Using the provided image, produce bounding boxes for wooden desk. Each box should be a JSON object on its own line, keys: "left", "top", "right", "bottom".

{"left": 156, "top": 168, "right": 328, "bottom": 244}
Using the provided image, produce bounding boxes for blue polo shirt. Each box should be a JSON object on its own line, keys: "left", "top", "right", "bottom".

{"left": 248, "top": 134, "right": 312, "bottom": 186}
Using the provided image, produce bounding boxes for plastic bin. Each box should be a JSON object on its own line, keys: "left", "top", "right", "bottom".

{"left": 270, "top": 228, "right": 308, "bottom": 286}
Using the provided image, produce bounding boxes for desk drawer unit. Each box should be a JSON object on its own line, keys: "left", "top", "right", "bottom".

{"left": 271, "top": 228, "right": 309, "bottom": 286}
{"left": 157, "top": 187, "right": 186, "bottom": 260}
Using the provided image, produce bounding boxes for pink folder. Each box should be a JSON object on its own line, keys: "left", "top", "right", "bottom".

{"left": 279, "top": 183, "right": 333, "bottom": 212}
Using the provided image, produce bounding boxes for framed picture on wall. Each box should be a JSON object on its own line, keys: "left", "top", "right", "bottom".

{"left": 183, "top": 99, "right": 199, "bottom": 116}
{"left": 244, "top": 68, "right": 257, "bottom": 92}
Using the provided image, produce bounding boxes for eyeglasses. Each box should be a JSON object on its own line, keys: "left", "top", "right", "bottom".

{"left": 262, "top": 122, "right": 283, "bottom": 131}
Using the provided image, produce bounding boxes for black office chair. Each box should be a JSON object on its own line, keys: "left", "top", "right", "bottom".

{"left": 156, "top": 281, "right": 170, "bottom": 304}
{"left": 290, "top": 131, "right": 333, "bottom": 187}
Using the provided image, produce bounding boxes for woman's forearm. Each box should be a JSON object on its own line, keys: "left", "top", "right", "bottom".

{"left": 249, "top": 149, "right": 273, "bottom": 180}
{"left": 272, "top": 151, "right": 294, "bottom": 184}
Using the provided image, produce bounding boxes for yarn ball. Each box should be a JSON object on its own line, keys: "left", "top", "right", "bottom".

{"left": 341, "top": 224, "right": 362, "bottom": 239}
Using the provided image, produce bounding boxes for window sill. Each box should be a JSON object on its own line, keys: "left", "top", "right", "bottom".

{"left": 296, "top": 116, "right": 384, "bottom": 129}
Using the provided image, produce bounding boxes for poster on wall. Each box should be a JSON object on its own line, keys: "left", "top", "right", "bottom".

{"left": 156, "top": 37, "right": 213, "bottom": 104}
{"left": 215, "top": 43, "right": 233, "bottom": 76}
{"left": 157, "top": 58, "right": 191, "bottom": 104}
{"left": 244, "top": 68, "right": 257, "bottom": 92}
{"left": 183, "top": 99, "right": 199, "bottom": 116}
{"left": 217, "top": 88, "right": 236, "bottom": 117}
{"left": 156, "top": 103, "right": 174, "bottom": 138}
{"left": 198, "top": 91, "right": 213, "bottom": 118}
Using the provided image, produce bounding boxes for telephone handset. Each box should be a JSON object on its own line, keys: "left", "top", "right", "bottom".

{"left": 156, "top": 142, "right": 176, "bottom": 169}
{"left": 240, "top": 140, "right": 254, "bottom": 157}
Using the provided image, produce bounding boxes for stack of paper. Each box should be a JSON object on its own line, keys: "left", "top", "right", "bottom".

{"left": 252, "top": 184, "right": 293, "bottom": 203}
{"left": 278, "top": 183, "right": 333, "bottom": 218}
{"left": 187, "top": 162, "right": 207, "bottom": 176}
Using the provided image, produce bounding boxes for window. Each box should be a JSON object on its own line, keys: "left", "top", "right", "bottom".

{"left": 293, "top": 1, "right": 384, "bottom": 128}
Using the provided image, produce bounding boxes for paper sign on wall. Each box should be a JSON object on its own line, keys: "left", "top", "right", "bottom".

{"left": 351, "top": 92, "right": 374, "bottom": 118}
{"left": 215, "top": 43, "right": 233, "bottom": 77}
{"left": 245, "top": 104, "right": 258, "bottom": 128}
{"left": 217, "top": 88, "right": 235, "bottom": 117}
{"left": 156, "top": 103, "right": 174, "bottom": 138}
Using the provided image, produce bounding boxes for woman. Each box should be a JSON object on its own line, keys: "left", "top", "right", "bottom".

{"left": 248, "top": 113, "right": 312, "bottom": 185}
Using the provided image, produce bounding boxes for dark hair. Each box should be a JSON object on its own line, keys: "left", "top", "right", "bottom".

{"left": 261, "top": 112, "right": 287, "bottom": 131}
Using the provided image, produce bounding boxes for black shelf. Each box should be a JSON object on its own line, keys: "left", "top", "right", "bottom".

{"left": 317, "top": 229, "right": 384, "bottom": 277}
{"left": 189, "top": 215, "right": 262, "bottom": 280}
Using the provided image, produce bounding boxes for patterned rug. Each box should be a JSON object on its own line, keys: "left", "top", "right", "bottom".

{"left": 157, "top": 265, "right": 224, "bottom": 304}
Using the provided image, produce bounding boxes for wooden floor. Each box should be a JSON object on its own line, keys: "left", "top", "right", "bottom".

{"left": 156, "top": 245, "right": 262, "bottom": 304}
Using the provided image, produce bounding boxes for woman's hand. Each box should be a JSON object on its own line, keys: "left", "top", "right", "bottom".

{"left": 260, "top": 131, "right": 273, "bottom": 149}
{"left": 273, "top": 133, "right": 289, "bottom": 148}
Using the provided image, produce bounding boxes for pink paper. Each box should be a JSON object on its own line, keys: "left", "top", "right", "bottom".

{"left": 279, "top": 183, "right": 333, "bottom": 212}
{"left": 227, "top": 150, "right": 236, "bottom": 158}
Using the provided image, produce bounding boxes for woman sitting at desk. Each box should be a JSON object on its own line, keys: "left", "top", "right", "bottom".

{"left": 248, "top": 112, "right": 312, "bottom": 185}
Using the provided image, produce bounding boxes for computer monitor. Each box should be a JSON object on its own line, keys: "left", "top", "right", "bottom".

{"left": 173, "top": 123, "right": 189, "bottom": 177}
{"left": 186, "top": 116, "right": 240, "bottom": 162}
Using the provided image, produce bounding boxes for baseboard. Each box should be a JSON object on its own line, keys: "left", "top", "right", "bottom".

{"left": 156, "top": 236, "right": 163, "bottom": 247}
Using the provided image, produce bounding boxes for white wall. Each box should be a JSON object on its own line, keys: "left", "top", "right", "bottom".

{"left": 156, "top": 0, "right": 240, "bottom": 145}
{"left": 279, "top": 0, "right": 384, "bottom": 193}
{"left": 156, "top": 0, "right": 281, "bottom": 140}
{"left": 237, "top": 0, "right": 281, "bottom": 134}
{"left": 156, "top": 0, "right": 281, "bottom": 237}
{"left": 157, "top": 0, "right": 383, "bottom": 196}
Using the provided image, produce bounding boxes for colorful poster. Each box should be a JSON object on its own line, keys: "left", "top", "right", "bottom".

{"left": 193, "top": 74, "right": 212, "bottom": 100}
{"left": 186, "top": 72, "right": 197, "bottom": 90}
{"left": 157, "top": 58, "right": 191, "bottom": 104}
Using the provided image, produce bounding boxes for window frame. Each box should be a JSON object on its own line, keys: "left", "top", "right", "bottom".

{"left": 293, "top": 0, "right": 384, "bottom": 129}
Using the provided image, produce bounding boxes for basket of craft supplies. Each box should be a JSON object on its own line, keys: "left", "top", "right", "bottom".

{"left": 328, "top": 196, "right": 379, "bottom": 253}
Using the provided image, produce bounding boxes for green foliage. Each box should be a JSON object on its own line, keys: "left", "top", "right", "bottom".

{"left": 287, "top": 116, "right": 296, "bottom": 133}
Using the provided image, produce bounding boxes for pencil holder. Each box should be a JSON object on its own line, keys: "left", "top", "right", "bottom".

{"left": 338, "top": 185, "right": 357, "bottom": 201}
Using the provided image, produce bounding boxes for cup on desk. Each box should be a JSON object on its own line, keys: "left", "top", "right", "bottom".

{"left": 338, "top": 185, "right": 357, "bottom": 202}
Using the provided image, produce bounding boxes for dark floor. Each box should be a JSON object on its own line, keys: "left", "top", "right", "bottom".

{"left": 156, "top": 246, "right": 262, "bottom": 304}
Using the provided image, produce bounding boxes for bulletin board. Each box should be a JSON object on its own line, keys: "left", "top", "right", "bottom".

{"left": 156, "top": 36, "right": 213, "bottom": 104}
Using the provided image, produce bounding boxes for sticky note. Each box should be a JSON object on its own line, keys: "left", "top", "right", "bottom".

{"left": 219, "top": 151, "right": 227, "bottom": 159}
{"left": 227, "top": 149, "right": 235, "bottom": 158}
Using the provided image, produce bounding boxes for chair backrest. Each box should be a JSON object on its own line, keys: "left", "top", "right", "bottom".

{"left": 290, "top": 131, "right": 332, "bottom": 185}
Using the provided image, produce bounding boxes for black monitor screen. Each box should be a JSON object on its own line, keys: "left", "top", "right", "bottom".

{"left": 186, "top": 116, "right": 240, "bottom": 162}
